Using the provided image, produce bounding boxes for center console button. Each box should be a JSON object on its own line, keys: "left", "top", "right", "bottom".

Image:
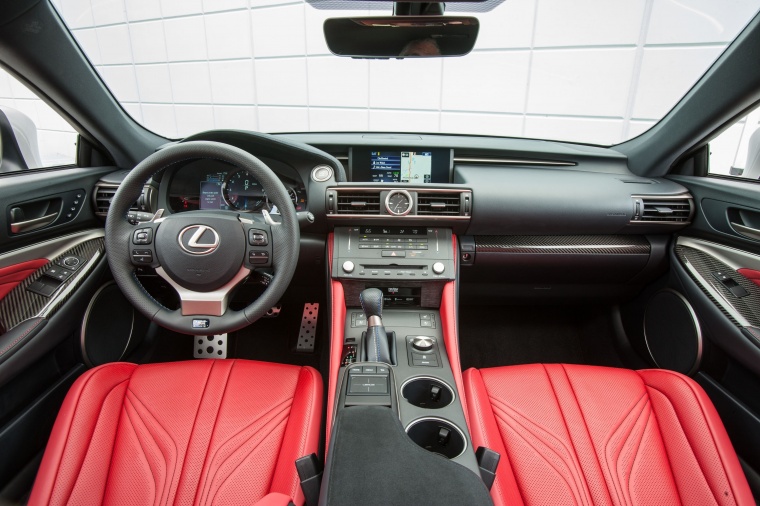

{"left": 342, "top": 260, "right": 355, "bottom": 273}
{"left": 432, "top": 262, "right": 445, "bottom": 275}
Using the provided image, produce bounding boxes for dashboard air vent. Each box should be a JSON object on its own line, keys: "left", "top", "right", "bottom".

{"left": 632, "top": 195, "right": 693, "bottom": 223}
{"left": 93, "top": 184, "right": 143, "bottom": 217}
{"left": 417, "top": 193, "right": 461, "bottom": 216}
{"left": 336, "top": 192, "right": 381, "bottom": 215}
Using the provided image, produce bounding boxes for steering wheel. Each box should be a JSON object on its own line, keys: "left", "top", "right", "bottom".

{"left": 105, "top": 141, "right": 300, "bottom": 336}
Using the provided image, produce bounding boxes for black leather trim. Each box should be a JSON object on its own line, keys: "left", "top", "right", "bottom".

{"left": 0, "top": 318, "right": 46, "bottom": 367}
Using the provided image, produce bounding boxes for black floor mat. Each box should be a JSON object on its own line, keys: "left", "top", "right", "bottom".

{"left": 458, "top": 305, "right": 628, "bottom": 371}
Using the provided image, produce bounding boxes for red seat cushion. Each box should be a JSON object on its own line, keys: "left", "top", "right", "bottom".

{"left": 29, "top": 359, "right": 322, "bottom": 506}
{"left": 463, "top": 364, "right": 754, "bottom": 506}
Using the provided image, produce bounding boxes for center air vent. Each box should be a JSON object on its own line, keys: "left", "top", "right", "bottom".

{"left": 417, "top": 193, "right": 461, "bottom": 216}
{"left": 632, "top": 195, "right": 693, "bottom": 224}
{"left": 336, "top": 192, "right": 381, "bottom": 214}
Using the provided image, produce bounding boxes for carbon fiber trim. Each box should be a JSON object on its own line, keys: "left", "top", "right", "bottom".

{"left": 0, "top": 238, "right": 105, "bottom": 333}
{"left": 475, "top": 235, "right": 651, "bottom": 254}
{"left": 675, "top": 245, "right": 760, "bottom": 328}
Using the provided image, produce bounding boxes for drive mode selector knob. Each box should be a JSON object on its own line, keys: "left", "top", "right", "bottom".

{"left": 412, "top": 336, "right": 434, "bottom": 351}
{"left": 432, "top": 262, "right": 445, "bottom": 275}
{"left": 342, "top": 260, "right": 355, "bottom": 273}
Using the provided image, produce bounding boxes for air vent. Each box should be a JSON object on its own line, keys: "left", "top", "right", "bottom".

{"left": 93, "top": 183, "right": 142, "bottom": 217}
{"left": 336, "top": 192, "right": 381, "bottom": 214}
{"left": 632, "top": 195, "right": 693, "bottom": 224}
{"left": 417, "top": 193, "right": 461, "bottom": 216}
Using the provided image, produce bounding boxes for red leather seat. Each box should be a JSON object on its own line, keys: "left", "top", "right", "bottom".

{"left": 464, "top": 364, "right": 754, "bottom": 506}
{"left": 28, "top": 359, "right": 322, "bottom": 506}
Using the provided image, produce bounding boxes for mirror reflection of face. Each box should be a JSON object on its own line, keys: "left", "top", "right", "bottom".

{"left": 400, "top": 38, "right": 441, "bottom": 57}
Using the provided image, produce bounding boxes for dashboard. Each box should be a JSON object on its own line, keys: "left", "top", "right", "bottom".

{"left": 165, "top": 158, "right": 307, "bottom": 214}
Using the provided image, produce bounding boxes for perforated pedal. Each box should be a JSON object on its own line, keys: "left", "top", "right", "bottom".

{"left": 194, "top": 334, "right": 228, "bottom": 359}
{"left": 297, "top": 303, "right": 319, "bottom": 352}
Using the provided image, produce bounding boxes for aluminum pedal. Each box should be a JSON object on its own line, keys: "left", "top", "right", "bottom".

{"left": 296, "top": 303, "right": 319, "bottom": 352}
{"left": 194, "top": 334, "right": 228, "bottom": 359}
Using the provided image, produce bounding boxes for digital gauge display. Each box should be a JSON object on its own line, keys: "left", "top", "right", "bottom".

{"left": 222, "top": 169, "right": 267, "bottom": 212}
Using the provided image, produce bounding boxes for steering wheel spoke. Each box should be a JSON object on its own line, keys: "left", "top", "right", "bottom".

{"left": 156, "top": 264, "right": 250, "bottom": 316}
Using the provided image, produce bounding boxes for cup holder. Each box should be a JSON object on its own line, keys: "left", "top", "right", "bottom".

{"left": 401, "top": 377, "right": 454, "bottom": 409}
{"left": 406, "top": 418, "right": 467, "bottom": 459}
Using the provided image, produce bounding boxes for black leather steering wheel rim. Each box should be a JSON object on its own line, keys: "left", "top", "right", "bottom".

{"left": 105, "top": 140, "right": 300, "bottom": 335}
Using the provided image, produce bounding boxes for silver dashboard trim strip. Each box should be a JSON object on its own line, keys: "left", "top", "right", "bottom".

{"left": 453, "top": 157, "right": 575, "bottom": 166}
{"left": 0, "top": 229, "right": 105, "bottom": 269}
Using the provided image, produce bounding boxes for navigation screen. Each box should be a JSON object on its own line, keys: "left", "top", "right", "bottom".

{"left": 370, "top": 151, "right": 432, "bottom": 183}
{"left": 352, "top": 148, "right": 451, "bottom": 184}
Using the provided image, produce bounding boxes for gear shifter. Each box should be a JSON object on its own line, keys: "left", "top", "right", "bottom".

{"left": 360, "top": 288, "right": 392, "bottom": 364}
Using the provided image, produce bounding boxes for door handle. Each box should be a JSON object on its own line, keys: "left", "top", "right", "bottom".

{"left": 10, "top": 212, "right": 59, "bottom": 234}
{"left": 731, "top": 222, "right": 760, "bottom": 241}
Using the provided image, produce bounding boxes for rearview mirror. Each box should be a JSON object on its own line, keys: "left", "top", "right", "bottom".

{"left": 324, "top": 16, "right": 479, "bottom": 59}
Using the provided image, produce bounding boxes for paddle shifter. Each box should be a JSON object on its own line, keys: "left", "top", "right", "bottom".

{"left": 360, "top": 288, "right": 392, "bottom": 364}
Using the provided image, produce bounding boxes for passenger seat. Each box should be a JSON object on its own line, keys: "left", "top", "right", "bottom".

{"left": 463, "top": 364, "right": 754, "bottom": 505}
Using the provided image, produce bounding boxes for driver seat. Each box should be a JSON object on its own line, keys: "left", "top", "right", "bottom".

{"left": 28, "top": 359, "right": 322, "bottom": 506}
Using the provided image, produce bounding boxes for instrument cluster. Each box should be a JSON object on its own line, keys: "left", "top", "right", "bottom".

{"left": 166, "top": 159, "right": 307, "bottom": 214}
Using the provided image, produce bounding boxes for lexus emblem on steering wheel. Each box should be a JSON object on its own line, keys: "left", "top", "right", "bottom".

{"left": 178, "top": 225, "right": 220, "bottom": 255}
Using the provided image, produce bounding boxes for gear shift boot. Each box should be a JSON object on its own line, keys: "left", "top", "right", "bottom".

{"left": 360, "top": 288, "right": 393, "bottom": 364}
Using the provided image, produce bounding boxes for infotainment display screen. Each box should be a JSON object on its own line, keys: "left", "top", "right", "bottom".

{"left": 350, "top": 148, "right": 452, "bottom": 183}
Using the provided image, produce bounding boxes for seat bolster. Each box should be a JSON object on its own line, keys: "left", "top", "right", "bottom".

{"left": 463, "top": 368, "right": 524, "bottom": 506}
{"left": 269, "top": 365, "right": 323, "bottom": 504}
{"left": 638, "top": 369, "right": 755, "bottom": 506}
{"left": 28, "top": 363, "right": 138, "bottom": 506}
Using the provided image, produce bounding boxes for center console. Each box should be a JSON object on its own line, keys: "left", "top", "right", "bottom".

{"left": 321, "top": 226, "right": 494, "bottom": 505}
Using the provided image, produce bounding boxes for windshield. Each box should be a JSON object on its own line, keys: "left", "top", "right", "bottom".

{"left": 49, "top": 0, "right": 760, "bottom": 145}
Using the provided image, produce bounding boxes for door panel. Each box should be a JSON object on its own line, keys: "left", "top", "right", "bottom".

{"left": 667, "top": 174, "right": 760, "bottom": 498}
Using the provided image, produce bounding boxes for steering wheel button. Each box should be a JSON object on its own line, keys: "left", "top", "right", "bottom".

{"left": 132, "top": 228, "right": 153, "bottom": 245}
{"left": 248, "top": 229, "right": 268, "bottom": 246}
{"left": 249, "top": 251, "right": 270, "bottom": 265}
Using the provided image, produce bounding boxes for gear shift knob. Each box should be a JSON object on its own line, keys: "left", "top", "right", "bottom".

{"left": 360, "top": 288, "right": 384, "bottom": 323}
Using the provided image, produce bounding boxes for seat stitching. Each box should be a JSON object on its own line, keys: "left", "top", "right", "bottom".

{"left": 97, "top": 376, "right": 135, "bottom": 506}
{"left": 193, "top": 360, "right": 234, "bottom": 506}
{"left": 559, "top": 364, "right": 616, "bottom": 506}
{"left": 604, "top": 395, "right": 649, "bottom": 506}
{"left": 491, "top": 405, "right": 583, "bottom": 506}
{"left": 125, "top": 394, "right": 178, "bottom": 506}
{"left": 490, "top": 399, "right": 586, "bottom": 504}
{"left": 47, "top": 369, "right": 118, "bottom": 505}
{"left": 543, "top": 365, "right": 594, "bottom": 506}
{"left": 126, "top": 382, "right": 188, "bottom": 506}
{"left": 199, "top": 398, "right": 294, "bottom": 504}
{"left": 624, "top": 408, "right": 655, "bottom": 506}
{"left": 121, "top": 403, "right": 159, "bottom": 503}
{"left": 643, "top": 382, "right": 721, "bottom": 505}
{"left": 206, "top": 405, "right": 293, "bottom": 504}
{"left": 610, "top": 396, "right": 650, "bottom": 506}
{"left": 640, "top": 370, "right": 739, "bottom": 504}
